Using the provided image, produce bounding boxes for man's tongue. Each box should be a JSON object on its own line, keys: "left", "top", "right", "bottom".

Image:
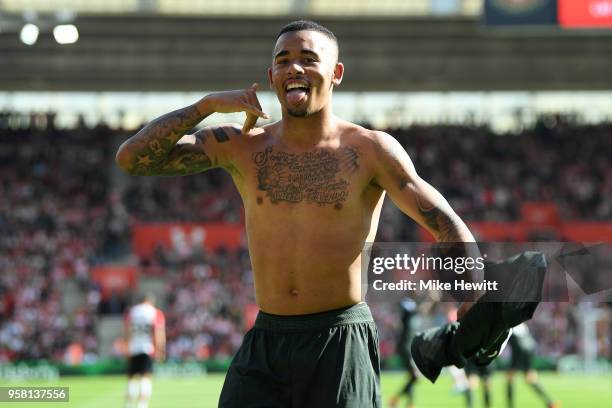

{"left": 287, "top": 89, "right": 307, "bottom": 104}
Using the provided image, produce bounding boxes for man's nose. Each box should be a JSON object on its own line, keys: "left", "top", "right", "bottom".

{"left": 288, "top": 62, "right": 305, "bottom": 75}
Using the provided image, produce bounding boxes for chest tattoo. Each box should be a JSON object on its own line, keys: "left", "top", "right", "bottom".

{"left": 252, "top": 146, "right": 359, "bottom": 205}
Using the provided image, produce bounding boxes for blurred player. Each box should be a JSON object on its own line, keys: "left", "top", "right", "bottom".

{"left": 464, "top": 360, "right": 493, "bottom": 408}
{"left": 506, "top": 323, "right": 558, "bottom": 408}
{"left": 444, "top": 304, "right": 469, "bottom": 398}
{"left": 116, "top": 19, "right": 540, "bottom": 406}
{"left": 124, "top": 293, "right": 165, "bottom": 408}
{"left": 389, "top": 297, "right": 419, "bottom": 408}
{"left": 449, "top": 366, "right": 469, "bottom": 395}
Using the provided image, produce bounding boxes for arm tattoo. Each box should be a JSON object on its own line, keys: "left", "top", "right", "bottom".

{"left": 159, "top": 151, "right": 213, "bottom": 176}
{"left": 416, "top": 194, "right": 463, "bottom": 242}
{"left": 211, "top": 126, "right": 240, "bottom": 143}
{"left": 122, "top": 105, "right": 210, "bottom": 175}
{"left": 377, "top": 144, "right": 410, "bottom": 191}
{"left": 416, "top": 192, "right": 481, "bottom": 290}
{"left": 383, "top": 143, "right": 465, "bottom": 242}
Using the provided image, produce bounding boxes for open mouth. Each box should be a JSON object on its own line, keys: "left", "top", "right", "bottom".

{"left": 285, "top": 80, "right": 310, "bottom": 104}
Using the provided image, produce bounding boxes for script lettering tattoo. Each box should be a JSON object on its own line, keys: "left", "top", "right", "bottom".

{"left": 252, "top": 146, "right": 359, "bottom": 205}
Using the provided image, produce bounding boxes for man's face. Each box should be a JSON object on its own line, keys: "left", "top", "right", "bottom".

{"left": 269, "top": 30, "right": 343, "bottom": 118}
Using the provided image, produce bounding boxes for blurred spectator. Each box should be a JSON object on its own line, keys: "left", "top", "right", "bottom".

{"left": 0, "top": 116, "right": 115, "bottom": 362}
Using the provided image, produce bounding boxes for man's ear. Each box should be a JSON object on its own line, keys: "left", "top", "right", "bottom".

{"left": 268, "top": 67, "right": 274, "bottom": 89}
{"left": 332, "top": 62, "right": 344, "bottom": 87}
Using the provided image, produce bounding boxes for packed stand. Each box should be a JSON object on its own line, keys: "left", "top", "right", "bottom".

{"left": 1, "top": 111, "right": 610, "bottom": 364}
{"left": 389, "top": 117, "right": 610, "bottom": 222}
{"left": 0, "top": 112, "right": 125, "bottom": 362}
{"left": 144, "top": 243, "right": 254, "bottom": 361}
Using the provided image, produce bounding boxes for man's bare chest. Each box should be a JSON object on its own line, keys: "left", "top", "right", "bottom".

{"left": 236, "top": 144, "right": 368, "bottom": 208}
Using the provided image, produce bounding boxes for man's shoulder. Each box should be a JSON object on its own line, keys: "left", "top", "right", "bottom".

{"left": 195, "top": 123, "right": 253, "bottom": 143}
{"left": 339, "top": 122, "right": 398, "bottom": 151}
{"left": 192, "top": 123, "right": 272, "bottom": 156}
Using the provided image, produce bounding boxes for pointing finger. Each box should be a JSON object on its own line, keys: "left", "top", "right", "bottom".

{"left": 242, "top": 112, "right": 258, "bottom": 134}
{"left": 242, "top": 103, "right": 269, "bottom": 119}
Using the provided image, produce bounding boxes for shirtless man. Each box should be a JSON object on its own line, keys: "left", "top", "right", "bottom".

{"left": 116, "top": 20, "right": 530, "bottom": 407}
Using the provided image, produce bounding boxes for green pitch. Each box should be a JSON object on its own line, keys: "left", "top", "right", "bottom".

{"left": 1, "top": 372, "right": 610, "bottom": 407}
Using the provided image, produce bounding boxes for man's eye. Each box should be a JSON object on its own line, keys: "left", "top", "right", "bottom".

{"left": 276, "top": 60, "right": 288, "bottom": 65}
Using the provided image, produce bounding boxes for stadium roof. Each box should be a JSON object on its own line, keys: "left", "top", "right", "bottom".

{"left": 0, "top": 0, "right": 482, "bottom": 16}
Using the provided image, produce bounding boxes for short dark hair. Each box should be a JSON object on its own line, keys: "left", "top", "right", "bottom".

{"left": 276, "top": 20, "right": 338, "bottom": 47}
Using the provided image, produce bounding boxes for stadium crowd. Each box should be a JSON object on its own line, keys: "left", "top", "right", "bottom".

{"left": 147, "top": 242, "right": 254, "bottom": 361}
{"left": 0, "top": 111, "right": 610, "bottom": 364}
{"left": 0, "top": 114, "right": 116, "bottom": 362}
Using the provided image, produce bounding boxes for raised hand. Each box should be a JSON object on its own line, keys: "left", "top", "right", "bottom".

{"left": 204, "top": 83, "right": 270, "bottom": 134}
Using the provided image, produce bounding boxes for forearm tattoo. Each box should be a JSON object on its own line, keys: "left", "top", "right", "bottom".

{"left": 159, "top": 126, "right": 240, "bottom": 176}
{"left": 252, "top": 146, "right": 359, "bottom": 206}
{"left": 125, "top": 105, "right": 212, "bottom": 175}
{"left": 416, "top": 194, "right": 464, "bottom": 242}
{"left": 158, "top": 131, "right": 212, "bottom": 175}
{"left": 384, "top": 144, "right": 465, "bottom": 243}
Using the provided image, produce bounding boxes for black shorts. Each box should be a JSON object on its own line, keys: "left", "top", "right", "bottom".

{"left": 128, "top": 353, "right": 153, "bottom": 375}
{"left": 219, "top": 303, "right": 382, "bottom": 408}
{"left": 510, "top": 348, "right": 533, "bottom": 372}
{"left": 398, "top": 345, "right": 412, "bottom": 369}
{"left": 398, "top": 340, "right": 417, "bottom": 376}
{"left": 465, "top": 360, "right": 492, "bottom": 379}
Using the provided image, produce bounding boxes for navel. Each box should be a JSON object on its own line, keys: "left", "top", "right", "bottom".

{"left": 256, "top": 196, "right": 263, "bottom": 205}
{"left": 334, "top": 202, "right": 343, "bottom": 210}
{"left": 289, "top": 288, "right": 299, "bottom": 296}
